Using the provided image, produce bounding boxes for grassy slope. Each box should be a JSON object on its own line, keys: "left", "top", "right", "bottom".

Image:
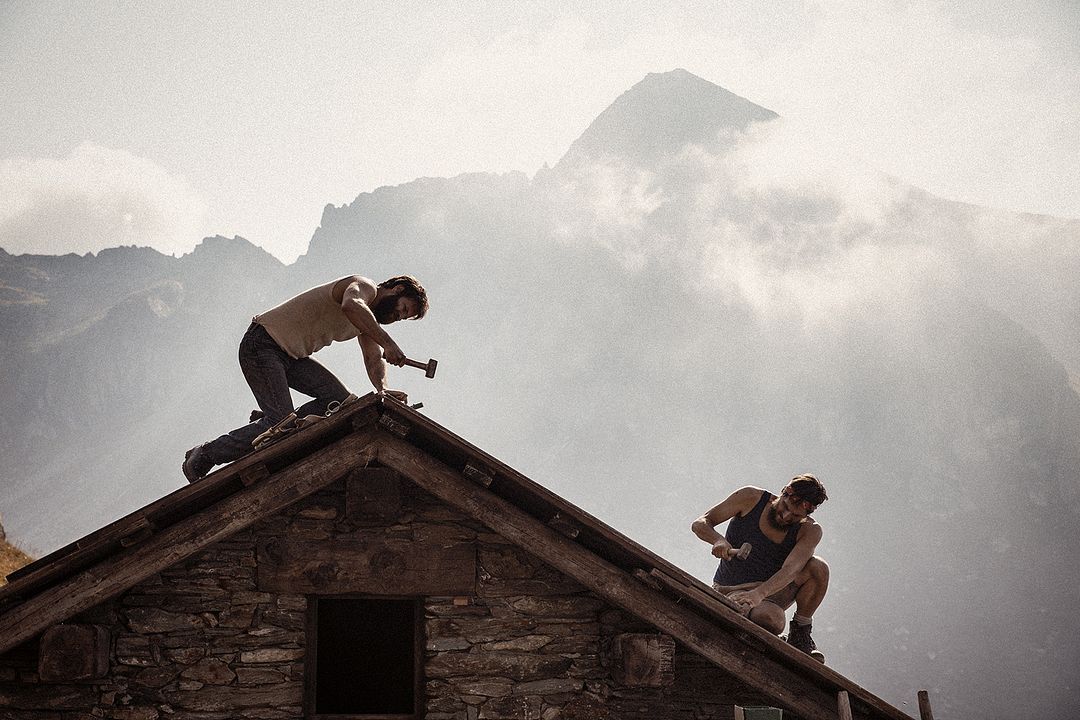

{"left": 0, "top": 540, "right": 34, "bottom": 587}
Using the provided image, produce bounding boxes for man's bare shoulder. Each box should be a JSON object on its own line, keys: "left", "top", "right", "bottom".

{"left": 797, "top": 517, "right": 823, "bottom": 542}
{"left": 729, "top": 486, "right": 768, "bottom": 516}
{"left": 332, "top": 275, "right": 377, "bottom": 304}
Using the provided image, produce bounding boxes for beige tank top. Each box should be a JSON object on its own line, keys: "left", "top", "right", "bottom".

{"left": 254, "top": 278, "right": 359, "bottom": 359}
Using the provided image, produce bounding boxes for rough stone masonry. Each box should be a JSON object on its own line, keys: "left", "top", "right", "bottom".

{"left": 0, "top": 472, "right": 764, "bottom": 719}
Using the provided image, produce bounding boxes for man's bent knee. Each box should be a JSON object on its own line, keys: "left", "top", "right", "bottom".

{"left": 794, "top": 556, "right": 830, "bottom": 588}
{"left": 748, "top": 602, "right": 786, "bottom": 635}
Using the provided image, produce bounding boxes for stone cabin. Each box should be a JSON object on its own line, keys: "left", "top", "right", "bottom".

{"left": 0, "top": 395, "right": 910, "bottom": 720}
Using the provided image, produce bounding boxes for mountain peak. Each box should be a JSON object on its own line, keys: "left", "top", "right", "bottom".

{"left": 556, "top": 69, "right": 777, "bottom": 169}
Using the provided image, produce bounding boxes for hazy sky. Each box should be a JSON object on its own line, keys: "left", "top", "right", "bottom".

{"left": 2, "top": 0, "right": 1078, "bottom": 262}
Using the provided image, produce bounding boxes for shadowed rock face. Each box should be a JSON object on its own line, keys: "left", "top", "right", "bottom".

{"left": 2, "top": 70, "right": 1080, "bottom": 719}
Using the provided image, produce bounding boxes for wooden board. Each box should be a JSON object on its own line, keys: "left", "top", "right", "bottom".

{"left": 257, "top": 537, "right": 475, "bottom": 595}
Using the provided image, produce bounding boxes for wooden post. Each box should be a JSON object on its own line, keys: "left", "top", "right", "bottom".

{"left": 917, "top": 690, "right": 934, "bottom": 720}
{"left": 837, "top": 690, "right": 853, "bottom": 720}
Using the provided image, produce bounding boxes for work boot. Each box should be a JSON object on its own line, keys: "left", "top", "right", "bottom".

{"left": 182, "top": 443, "right": 214, "bottom": 483}
{"left": 786, "top": 620, "right": 825, "bottom": 663}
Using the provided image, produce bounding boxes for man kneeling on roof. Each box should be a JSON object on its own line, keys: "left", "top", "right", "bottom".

{"left": 692, "top": 474, "right": 829, "bottom": 662}
{"left": 182, "top": 275, "right": 428, "bottom": 482}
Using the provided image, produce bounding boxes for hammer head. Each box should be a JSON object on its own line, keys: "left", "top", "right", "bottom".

{"left": 425, "top": 358, "right": 437, "bottom": 378}
{"left": 733, "top": 542, "right": 752, "bottom": 561}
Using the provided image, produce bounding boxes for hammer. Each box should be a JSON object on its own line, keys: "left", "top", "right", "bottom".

{"left": 403, "top": 357, "right": 438, "bottom": 378}
{"left": 728, "top": 542, "right": 752, "bottom": 561}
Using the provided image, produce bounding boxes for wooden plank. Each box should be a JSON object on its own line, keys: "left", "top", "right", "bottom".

{"left": 238, "top": 463, "right": 270, "bottom": 486}
{"left": 917, "top": 690, "right": 934, "bottom": 720}
{"left": 38, "top": 624, "right": 110, "bottom": 681}
{"left": 378, "top": 413, "right": 411, "bottom": 438}
{"left": 632, "top": 568, "right": 664, "bottom": 592}
{"left": 118, "top": 527, "right": 154, "bottom": 549}
{"left": 257, "top": 537, "right": 475, "bottom": 595}
{"left": 372, "top": 434, "right": 845, "bottom": 720}
{"left": 648, "top": 567, "right": 746, "bottom": 615}
{"left": 0, "top": 429, "right": 381, "bottom": 656}
{"left": 611, "top": 633, "right": 675, "bottom": 687}
{"left": 548, "top": 511, "right": 581, "bottom": 539}
{"left": 463, "top": 463, "right": 493, "bottom": 487}
{"left": 839, "top": 690, "right": 853, "bottom": 720}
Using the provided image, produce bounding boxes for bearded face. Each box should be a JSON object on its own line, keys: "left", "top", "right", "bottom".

{"left": 371, "top": 293, "right": 400, "bottom": 324}
{"left": 767, "top": 492, "right": 814, "bottom": 529}
{"left": 766, "top": 502, "right": 792, "bottom": 530}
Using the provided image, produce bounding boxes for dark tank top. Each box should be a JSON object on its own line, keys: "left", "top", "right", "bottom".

{"left": 713, "top": 490, "right": 800, "bottom": 585}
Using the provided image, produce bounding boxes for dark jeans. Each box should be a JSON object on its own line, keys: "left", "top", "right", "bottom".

{"left": 202, "top": 323, "right": 351, "bottom": 466}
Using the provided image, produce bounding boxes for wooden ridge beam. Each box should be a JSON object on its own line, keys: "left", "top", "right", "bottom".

{"left": 373, "top": 433, "right": 873, "bottom": 720}
{"left": 0, "top": 429, "right": 380, "bottom": 656}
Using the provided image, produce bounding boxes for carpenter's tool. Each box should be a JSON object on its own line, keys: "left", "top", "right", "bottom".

{"left": 403, "top": 357, "right": 438, "bottom": 378}
{"left": 729, "top": 542, "right": 752, "bottom": 561}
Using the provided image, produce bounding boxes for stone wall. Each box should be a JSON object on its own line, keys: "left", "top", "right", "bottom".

{"left": 0, "top": 472, "right": 762, "bottom": 719}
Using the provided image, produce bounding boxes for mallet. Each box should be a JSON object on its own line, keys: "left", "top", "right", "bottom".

{"left": 729, "top": 542, "right": 752, "bottom": 561}
{"left": 403, "top": 357, "right": 438, "bottom": 378}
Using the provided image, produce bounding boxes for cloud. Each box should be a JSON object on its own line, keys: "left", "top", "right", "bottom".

{"left": 545, "top": 159, "right": 666, "bottom": 272}
{"left": 0, "top": 143, "right": 209, "bottom": 256}
{"left": 742, "top": 0, "right": 1080, "bottom": 218}
{"left": 546, "top": 119, "right": 941, "bottom": 327}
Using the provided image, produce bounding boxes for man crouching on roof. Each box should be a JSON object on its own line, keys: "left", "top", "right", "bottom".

{"left": 182, "top": 275, "right": 428, "bottom": 482}
{"left": 692, "top": 474, "right": 829, "bottom": 662}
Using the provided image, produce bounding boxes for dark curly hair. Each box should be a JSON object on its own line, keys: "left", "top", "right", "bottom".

{"left": 379, "top": 275, "right": 429, "bottom": 319}
{"left": 788, "top": 473, "right": 828, "bottom": 508}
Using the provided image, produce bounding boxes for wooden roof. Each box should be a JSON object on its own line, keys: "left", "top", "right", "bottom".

{"left": 0, "top": 395, "right": 912, "bottom": 720}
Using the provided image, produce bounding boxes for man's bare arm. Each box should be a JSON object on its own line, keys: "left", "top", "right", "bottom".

{"left": 337, "top": 277, "right": 406, "bottom": 365}
{"left": 692, "top": 486, "right": 762, "bottom": 560}
{"left": 358, "top": 334, "right": 390, "bottom": 394}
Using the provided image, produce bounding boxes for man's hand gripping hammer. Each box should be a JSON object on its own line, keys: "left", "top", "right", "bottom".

{"left": 727, "top": 542, "right": 752, "bottom": 561}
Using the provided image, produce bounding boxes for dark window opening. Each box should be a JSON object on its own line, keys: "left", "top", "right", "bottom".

{"left": 312, "top": 597, "right": 419, "bottom": 716}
